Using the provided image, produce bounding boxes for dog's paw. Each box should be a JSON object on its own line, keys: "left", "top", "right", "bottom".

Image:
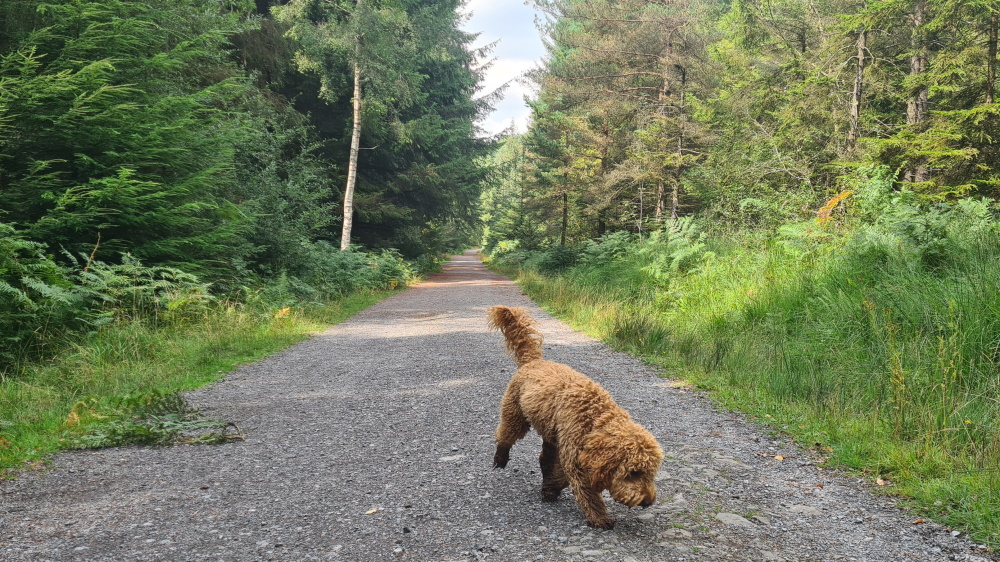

{"left": 542, "top": 489, "right": 562, "bottom": 502}
{"left": 587, "top": 518, "right": 614, "bottom": 530}
{"left": 493, "top": 451, "right": 509, "bottom": 469}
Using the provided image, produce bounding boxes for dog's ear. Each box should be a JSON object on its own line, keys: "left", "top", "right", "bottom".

{"left": 580, "top": 436, "right": 619, "bottom": 489}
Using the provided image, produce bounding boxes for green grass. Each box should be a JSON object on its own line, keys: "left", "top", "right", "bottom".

{"left": 0, "top": 289, "right": 396, "bottom": 474}
{"left": 489, "top": 225, "right": 1000, "bottom": 547}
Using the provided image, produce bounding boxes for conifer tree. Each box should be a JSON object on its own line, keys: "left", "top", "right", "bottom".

{"left": 274, "top": 0, "right": 420, "bottom": 250}
{"left": 0, "top": 0, "right": 258, "bottom": 277}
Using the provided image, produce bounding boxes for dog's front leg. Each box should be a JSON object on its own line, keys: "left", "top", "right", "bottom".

{"left": 570, "top": 481, "right": 613, "bottom": 529}
{"left": 494, "top": 388, "right": 530, "bottom": 469}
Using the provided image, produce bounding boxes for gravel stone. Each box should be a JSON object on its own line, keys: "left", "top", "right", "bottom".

{"left": 788, "top": 505, "right": 824, "bottom": 517}
{"left": 715, "top": 513, "right": 755, "bottom": 528}
{"left": 0, "top": 251, "right": 995, "bottom": 561}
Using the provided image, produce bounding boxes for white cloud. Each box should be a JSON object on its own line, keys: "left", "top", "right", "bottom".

{"left": 477, "top": 58, "right": 535, "bottom": 95}
{"left": 460, "top": 0, "right": 544, "bottom": 136}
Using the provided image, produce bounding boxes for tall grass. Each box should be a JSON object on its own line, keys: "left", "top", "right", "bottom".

{"left": 490, "top": 202, "right": 1000, "bottom": 545}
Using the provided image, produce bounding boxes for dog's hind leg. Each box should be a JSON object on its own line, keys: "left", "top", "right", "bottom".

{"left": 539, "top": 441, "right": 568, "bottom": 501}
{"left": 493, "top": 389, "right": 530, "bottom": 469}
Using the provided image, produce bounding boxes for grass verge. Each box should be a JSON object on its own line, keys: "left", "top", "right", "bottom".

{"left": 0, "top": 289, "right": 396, "bottom": 474}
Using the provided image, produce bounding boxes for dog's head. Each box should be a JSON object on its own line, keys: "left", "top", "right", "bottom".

{"left": 580, "top": 420, "right": 663, "bottom": 508}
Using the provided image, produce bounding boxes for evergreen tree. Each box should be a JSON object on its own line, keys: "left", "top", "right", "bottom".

{"left": 0, "top": 0, "right": 259, "bottom": 278}
{"left": 273, "top": 0, "right": 493, "bottom": 254}
{"left": 273, "top": 0, "right": 422, "bottom": 250}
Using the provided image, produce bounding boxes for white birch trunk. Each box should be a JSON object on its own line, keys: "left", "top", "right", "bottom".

{"left": 340, "top": 57, "right": 362, "bottom": 251}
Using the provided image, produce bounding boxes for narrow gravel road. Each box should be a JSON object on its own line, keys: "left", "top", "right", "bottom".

{"left": 1, "top": 251, "right": 994, "bottom": 561}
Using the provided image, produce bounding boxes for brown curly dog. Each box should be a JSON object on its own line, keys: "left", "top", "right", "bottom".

{"left": 488, "top": 305, "right": 664, "bottom": 529}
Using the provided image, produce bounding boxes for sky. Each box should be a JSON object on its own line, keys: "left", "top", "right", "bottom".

{"left": 459, "top": 0, "right": 546, "bottom": 136}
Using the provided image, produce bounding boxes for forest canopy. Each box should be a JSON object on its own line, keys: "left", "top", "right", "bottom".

{"left": 0, "top": 0, "right": 493, "bottom": 279}
{"left": 481, "top": 0, "right": 1000, "bottom": 248}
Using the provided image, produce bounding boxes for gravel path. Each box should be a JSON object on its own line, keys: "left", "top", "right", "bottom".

{"left": 1, "top": 251, "right": 994, "bottom": 561}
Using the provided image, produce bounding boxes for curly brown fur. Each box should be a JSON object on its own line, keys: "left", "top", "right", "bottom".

{"left": 487, "top": 305, "right": 664, "bottom": 529}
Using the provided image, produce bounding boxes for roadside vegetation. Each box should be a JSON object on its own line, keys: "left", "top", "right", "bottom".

{"left": 0, "top": 244, "right": 426, "bottom": 473}
{"left": 487, "top": 175, "right": 1000, "bottom": 544}
{"left": 1, "top": 0, "right": 483, "bottom": 471}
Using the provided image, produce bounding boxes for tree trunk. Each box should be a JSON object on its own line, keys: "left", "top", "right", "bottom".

{"left": 847, "top": 28, "right": 866, "bottom": 151}
{"left": 904, "top": 0, "right": 929, "bottom": 183}
{"left": 670, "top": 180, "right": 679, "bottom": 220}
{"left": 656, "top": 41, "right": 687, "bottom": 223}
{"left": 906, "top": 1, "right": 928, "bottom": 126}
{"left": 989, "top": 12, "right": 997, "bottom": 105}
{"left": 674, "top": 63, "right": 685, "bottom": 221}
{"left": 340, "top": 57, "right": 363, "bottom": 251}
{"left": 560, "top": 191, "right": 568, "bottom": 246}
{"left": 655, "top": 181, "right": 666, "bottom": 223}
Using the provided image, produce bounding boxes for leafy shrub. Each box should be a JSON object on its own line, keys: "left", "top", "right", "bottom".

{"left": 71, "top": 253, "right": 213, "bottom": 323}
{"left": 579, "top": 231, "right": 634, "bottom": 266}
{"left": 1, "top": 223, "right": 217, "bottom": 372}
{"left": 536, "top": 245, "right": 580, "bottom": 272}
{"left": 0, "top": 223, "right": 82, "bottom": 366}
{"left": 261, "top": 243, "right": 418, "bottom": 304}
{"left": 488, "top": 239, "right": 520, "bottom": 260}
{"left": 835, "top": 167, "right": 1000, "bottom": 272}
{"left": 367, "top": 249, "right": 413, "bottom": 290}
{"left": 411, "top": 254, "right": 444, "bottom": 276}
{"left": 842, "top": 165, "right": 896, "bottom": 223}
{"left": 636, "top": 218, "right": 712, "bottom": 285}
{"left": 298, "top": 242, "right": 372, "bottom": 296}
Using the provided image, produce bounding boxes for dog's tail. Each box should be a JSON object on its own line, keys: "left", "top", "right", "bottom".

{"left": 487, "top": 306, "right": 543, "bottom": 367}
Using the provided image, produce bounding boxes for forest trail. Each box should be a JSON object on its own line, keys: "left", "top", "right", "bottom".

{"left": 0, "top": 251, "right": 992, "bottom": 561}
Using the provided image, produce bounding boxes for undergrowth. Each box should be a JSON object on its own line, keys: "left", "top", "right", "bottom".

{"left": 65, "top": 391, "right": 243, "bottom": 449}
{"left": 488, "top": 180, "right": 1000, "bottom": 547}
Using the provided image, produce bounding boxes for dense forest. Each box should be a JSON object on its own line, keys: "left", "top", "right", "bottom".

{"left": 483, "top": 0, "right": 999, "bottom": 245}
{"left": 1, "top": 0, "right": 494, "bottom": 368}
{"left": 5, "top": 0, "right": 1000, "bottom": 543}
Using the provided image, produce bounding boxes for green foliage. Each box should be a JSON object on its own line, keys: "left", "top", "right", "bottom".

{"left": 0, "top": 0, "right": 257, "bottom": 277}
{"left": 66, "top": 392, "right": 240, "bottom": 449}
{"left": 635, "top": 219, "right": 712, "bottom": 285}
{"left": 534, "top": 244, "right": 580, "bottom": 273}
{"left": 515, "top": 0, "right": 1000, "bottom": 232}
{"left": 579, "top": 231, "right": 635, "bottom": 266}
{"left": 71, "top": 253, "right": 213, "bottom": 323}
{"left": 0, "top": 224, "right": 217, "bottom": 373}
{"left": 273, "top": 0, "right": 493, "bottom": 255}
{"left": 0, "top": 221, "right": 423, "bottom": 374}
{"left": 0, "top": 222, "right": 81, "bottom": 367}
{"left": 255, "top": 244, "right": 417, "bottom": 307}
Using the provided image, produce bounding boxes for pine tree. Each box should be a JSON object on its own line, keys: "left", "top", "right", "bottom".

{"left": 0, "top": 0, "right": 259, "bottom": 278}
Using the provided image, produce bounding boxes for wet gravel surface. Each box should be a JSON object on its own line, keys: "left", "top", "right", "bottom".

{"left": 1, "top": 251, "right": 996, "bottom": 561}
